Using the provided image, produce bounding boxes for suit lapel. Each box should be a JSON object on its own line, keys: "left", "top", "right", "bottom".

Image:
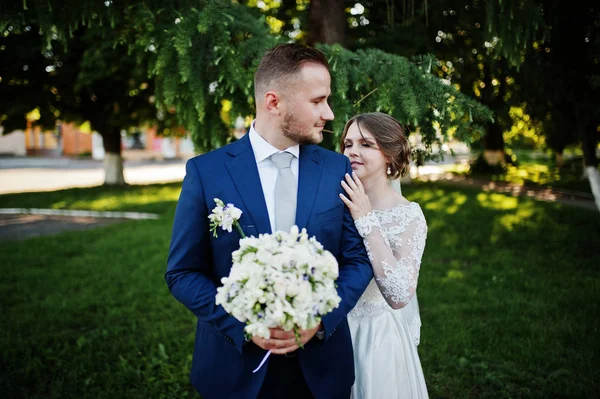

{"left": 295, "top": 145, "right": 323, "bottom": 229}
{"left": 225, "top": 135, "right": 272, "bottom": 234}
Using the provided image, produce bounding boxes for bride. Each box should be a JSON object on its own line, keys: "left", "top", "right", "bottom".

{"left": 339, "top": 112, "right": 429, "bottom": 398}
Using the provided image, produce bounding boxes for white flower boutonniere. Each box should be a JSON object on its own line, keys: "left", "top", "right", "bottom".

{"left": 209, "top": 198, "right": 245, "bottom": 238}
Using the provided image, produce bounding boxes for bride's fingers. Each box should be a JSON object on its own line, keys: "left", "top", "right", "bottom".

{"left": 352, "top": 172, "right": 364, "bottom": 192}
{"left": 345, "top": 173, "right": 359, "bottom": 191}
{"left": 339, "top": 193, "right": 355, "bottom": 209}
{"left": 340, "top": 181, "right": 355, "bottom": 197}
{"left": 343, "top": 179, "right": 368, "bottom": 205}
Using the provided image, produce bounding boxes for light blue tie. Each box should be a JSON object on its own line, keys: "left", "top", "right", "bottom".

{"left": 271, "top": 152, "right": 297, "bottom": 232}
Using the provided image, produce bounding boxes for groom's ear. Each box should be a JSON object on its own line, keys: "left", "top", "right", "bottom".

{"left": 264, "top": 91, "right": 282, "bottom": 115}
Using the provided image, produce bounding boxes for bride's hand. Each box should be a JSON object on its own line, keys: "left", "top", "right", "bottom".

{"left": 340, "top": 172, "right": 372, "bottom": 220}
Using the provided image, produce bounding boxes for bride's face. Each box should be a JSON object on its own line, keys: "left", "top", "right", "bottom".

{"left": 342, "top": 122, "right": 389, "bottom": 182}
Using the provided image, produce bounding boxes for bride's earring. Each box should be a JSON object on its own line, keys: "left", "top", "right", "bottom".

{"left": 387, "top": 165, "right": 392, "bottom": 176}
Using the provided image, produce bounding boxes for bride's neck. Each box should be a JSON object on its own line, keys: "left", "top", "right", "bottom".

{"left": 363, "top": 176, "right": 397, "bottom": 209}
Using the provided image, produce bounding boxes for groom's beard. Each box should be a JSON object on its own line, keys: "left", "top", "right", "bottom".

{"left": 281, "top": 112, "right": 323, "bottom": 145}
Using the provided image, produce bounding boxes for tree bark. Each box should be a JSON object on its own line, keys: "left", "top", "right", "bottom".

{"left": 479, "top": 62, "right": 508, "bottom": 165}
{"left": 306, "top": 0, "right": 345, "bottom": 46}
{"left": 103, "top": 152, "right": 126, "bottom": 185}
{"left": 579, "top": 125, "right": 598, "bottom": 169}
{"left": 101, "top": 129, "right": 126, "bottom": 185}
{"left": 483, "top": 121, "right": 505, "bottom": 165}
{"left": 575, "top": 108, "right": 599, "bottom": 211}
{"left": 555, "top": 152, "right": 564, "bottom": 167}
{"left": 586, "top": 166, "right": 600, "bottom": 212}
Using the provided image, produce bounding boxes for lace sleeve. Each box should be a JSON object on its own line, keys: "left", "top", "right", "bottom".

{"left": 354, "top": 206, "right": 427, "bottom": 310}
{"left": 354, "top": 211, "right": 381, "bottom": 238}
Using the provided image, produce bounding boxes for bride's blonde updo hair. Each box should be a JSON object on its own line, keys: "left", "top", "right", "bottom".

{"left": 340, "top": 112, "right": 411, "bottom": 179}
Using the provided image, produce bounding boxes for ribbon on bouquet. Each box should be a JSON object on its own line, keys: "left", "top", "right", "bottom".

{"left": 253, "top": 350, "right": 272, "bottom": 373}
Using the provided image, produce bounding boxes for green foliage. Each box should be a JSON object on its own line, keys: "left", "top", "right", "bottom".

{"left": 1, "top": 0, "right": 492, "bottom": 157}
{"left": 131, "top": 1, "right": 278, "bottom": 152}
{"left": 0, "top": 2, "right": 159, "bottom": 148}
{"left": 321, "top": 45, "right": 492, "bottom": 154}
{"left": 348, "top": 0, "right": 546, "bottom": 68}
{"left": 0, "top": 182, "right": 598, "bottom": 398}
{"left": 131, "top": 1, "right": 493, "bottom": 155}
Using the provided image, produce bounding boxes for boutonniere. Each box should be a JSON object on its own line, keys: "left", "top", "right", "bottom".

{"left": 209, "top": 198, "right": 245, "bottom": 238}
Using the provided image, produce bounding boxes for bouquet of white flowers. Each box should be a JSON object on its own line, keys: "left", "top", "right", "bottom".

{"left": 209, "top": 199, "right": 341, "bottom": 345}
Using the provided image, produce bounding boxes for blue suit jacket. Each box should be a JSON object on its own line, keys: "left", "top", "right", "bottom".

{"left": 166, "top": 133, "right": 372, "bottom": 399}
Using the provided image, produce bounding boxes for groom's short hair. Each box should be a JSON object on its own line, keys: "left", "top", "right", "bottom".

{"left": 254, "top": 44, "right": 329, "bottom": 101}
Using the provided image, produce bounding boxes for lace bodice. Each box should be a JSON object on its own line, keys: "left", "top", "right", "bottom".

{"left": 349, "top": 202, "right": 427, "bottom": 319}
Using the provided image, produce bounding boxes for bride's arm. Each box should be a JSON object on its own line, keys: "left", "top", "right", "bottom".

{"left": 354, "top": 210, "right": 427, "bottom": 309}
{"left": 339, "top": 172, "right": 428, "bottom": 309}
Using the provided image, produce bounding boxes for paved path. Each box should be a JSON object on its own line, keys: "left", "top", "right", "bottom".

{"left": 0, "top": 156, "right": 595, "bottom": 242}
{"left": 0, "top": 157, "right": 187, "bottom": 194}
{"left": 0, "top": 214, "right": 127, "bottom": 241}
{"left": 0, "top": 157, "right": 177, "bottom": 240}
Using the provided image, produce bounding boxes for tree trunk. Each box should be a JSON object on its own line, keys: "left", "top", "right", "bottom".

{"left": 483, "top": 121, "right": 505, "bottom": 165}
{"left": 579, "top": 125, "right": 598, "bottom": 169}
{"left": 101, "top": 129, "right": 126, "bottom": 186}
{"left": 480, "top": 62, "right": 507, "bottom": 166}
{"left": 306, "top": 0, "right": 345, "bottom": 46}
{"left": 103, "top": 152, "right": 125, "bottom": 185}
{"left": 555, "top": 151, "right": 564, "bottom": 167}
{"left": 574, "top": 105, "right": 599, "bottom": 211}
{"left": 586, "top": 166, "right": 600, "bottom": 212}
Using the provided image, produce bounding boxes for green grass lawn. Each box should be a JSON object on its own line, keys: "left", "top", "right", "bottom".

{"left": 0, "top": 182, "right": 598, "bottom": 398}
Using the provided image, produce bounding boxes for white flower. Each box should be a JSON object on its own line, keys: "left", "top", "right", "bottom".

{"left": 209, "top": 198, "right": 243, "bottom": 237}
{"left": 215, "top": 226, "right": 341, "bottom": 343}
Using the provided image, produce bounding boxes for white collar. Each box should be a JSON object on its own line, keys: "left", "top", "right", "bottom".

{"left": 249, "top": 121, "right": 300, "bottom": 163}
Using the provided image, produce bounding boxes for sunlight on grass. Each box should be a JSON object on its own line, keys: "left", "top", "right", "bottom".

{"left": 419, "top": 191, "right": 468, "bottom": 214}
{"left": 477, "top": 192, "right": 519, "bottom": 210}
{"left": 496, "top": 203, "right": 536, "bottom": 232}
{"left": 488, "top": 202, "right": 538, "bottom": 244}
{"left": 504, "top": 164, "right": 559, "bottom": 185}
{"left": 409, "top": 188, "right": 446, "bottom": 203}
{"left": 445, "top": 193, "right": 467, "bottom": 214}
{"left": 52, "top": 186, "right": 181, "bottom": 211}
{"left": 443, "top": 269, "right": 465, "bottom": 282}
{"left": 438, "top": 151, "right": 593, "bottom": 194}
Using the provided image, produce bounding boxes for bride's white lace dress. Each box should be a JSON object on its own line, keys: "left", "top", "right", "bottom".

{"left": 348, "top": 202, "right": 429, "bottom": 398}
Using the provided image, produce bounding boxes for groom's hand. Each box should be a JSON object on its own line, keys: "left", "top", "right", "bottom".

{"left": 252, "top": 324, "right": 322, "bottom": 354}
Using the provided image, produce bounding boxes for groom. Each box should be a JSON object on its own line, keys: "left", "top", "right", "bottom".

{"left": 166, "top": 44, "right": 372, "bottom": 399}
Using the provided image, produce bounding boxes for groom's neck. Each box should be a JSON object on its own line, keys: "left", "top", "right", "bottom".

{"left": 254, "top": 118, "right": 297, "bottom": 151}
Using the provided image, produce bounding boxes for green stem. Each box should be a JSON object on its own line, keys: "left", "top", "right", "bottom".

{"left": 353, "top": 87, "right": 379, "bottom": 107}
{"left": 294, "top": 326, "right": 304, "bottom": 349}
{"left": 234, "top": 222, "right": 246, "bottom": 238}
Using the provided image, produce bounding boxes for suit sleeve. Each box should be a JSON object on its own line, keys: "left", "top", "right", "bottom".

{"left": 165, "top": 159, "right": 246, "bottom": 353}
{"left": 320, "top": 159, "right": 373, "bottom": 339}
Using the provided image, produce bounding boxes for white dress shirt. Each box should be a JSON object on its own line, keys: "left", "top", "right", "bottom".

{"left": 248, "top": 121, "right": 299, "bottom": 233}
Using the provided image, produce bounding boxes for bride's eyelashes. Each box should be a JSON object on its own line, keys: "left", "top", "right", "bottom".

{"left": 344, "top": 142, "right": 375, "bottom": 148}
